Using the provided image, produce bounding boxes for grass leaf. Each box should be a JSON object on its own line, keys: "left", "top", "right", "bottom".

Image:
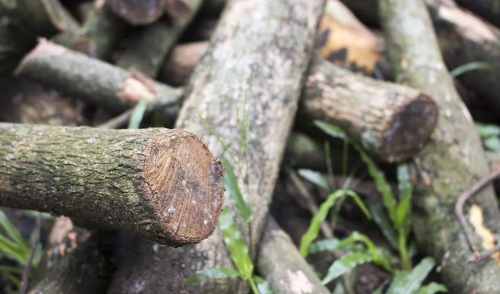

{"left": 475, "top": 122, "right": 500, "bottom": 138}
{"left": 321, "top": 252, "right": 373, "bottom": 285}
{"left": 0, "top": 210, "right": 28, "bottom": 253}
{"left": 314, "top": 120, "right": 347, "bottom": 140}
{"left": 297, "top": 169, "right": 329, "bottom": 190}
{"left": 183, "top": 266, "right": 244, "bottom": 284}
{"left": 450, "top": 61, "right": 493, "bottom": 78}
{"left": 219, "top": 155, "right": 251, "bottom": 222}
{"left": 299, "top": 190, "right": 371, "bottom": 257}
{"left": 415, "top": 282, "right": 448, "bottom": 294}
{"left": 219, "top": 207, "right": 253, "bottom": 279}
{"left": 369, "top": 202, "right": 398, "bottom": 249}
{"left": 484, "top": 136, "right": 500, "bottom": 151}
{"left": 254, "top": 276, "right": 273, "bottom": 294}
{"left": 373, "top": 280, "right": 389, "bottom": 294}
{"left": 386, "top": 257, "right": 436, "bottom": 294}
{"left": 127, "top": 100, "right": 149, "bottom": 129}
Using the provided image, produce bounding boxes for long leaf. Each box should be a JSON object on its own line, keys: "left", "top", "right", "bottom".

{"left": 314, "top": 120, "right": 347, "bottom": 140}
{"left": 254, "top": 276, "right": 273, "bottom": 294}
{"left": 373, "top": 281, "right": 389, "bottom": 294}
{"left": 369, "top": 202, "right": 398, "bottom": 250}
{"left": 127, "top": 100, "right": 149, "bottom": 129}
{"left": 386, "top": 257, "right": 436, "bottom": 294}
{"left": 396, "top": 163, "right": 413, "bottom": 236}
{"left": 297, "top": 169, "right": 329, "bottom": 190}
{"left": 415, "top": 282, "right": 448, "bottom": 294}
{"left": 219, "top": 207, "right": 253, "bottom": 279}
{"left": 0, "top": 210, "right": 28, "bottom": 252}
{"left": 321, "top": 252, "right": 373, "bottom": 285}
{"left": 183, "top": 267, "right": 244, "bottom": 285}
{"left": 299, "top": 189, "right": 371, "bottom": 257}
{"left": 450, "top": 61, "right": 493, "bottom": 78}
{"left": 219, "top": 155, "right": 251, "bottom": 222}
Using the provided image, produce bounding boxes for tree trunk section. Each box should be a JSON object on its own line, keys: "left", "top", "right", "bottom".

{"left": 14, "top": 39, "right": 182, "bottom": 112}
{"left": 380, "top": 0, "right": 500, "bottom": 293}
{"left": 108, "top": 0, "right": 165, "bottom": 25}
{"left": 0, "top": 123, "right": 225, "bottom": 247}
{"left": 107, "top": 0, "right": 326, "bottom": 293}
{"left": 455, "top": 0, "right": 500, "bottom": 28}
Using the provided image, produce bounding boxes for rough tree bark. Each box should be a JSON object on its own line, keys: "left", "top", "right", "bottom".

{"left": 341, "top": 0, "right": 500, "bottom": 116}
{"left": 14, "top": 39, "right": 182, "bottom": 112}
{"left": 0, "top": 123, "right": 225, "bottom": 247}
{"left": 298, "top": 54, "right": 438, "bottom": 163}
{"left": 107, "top": 0, "right": 327, "bottom": 293}
{"left": 116, "top": 0, "right": 204, "bottom": 78}
{"left": 380, "top": 0, "right": 500, "bottom": 293}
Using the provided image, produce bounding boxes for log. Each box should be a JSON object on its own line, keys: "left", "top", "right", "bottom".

{"left": 14, "top": 39, "right": 182, "bottom": 112}
{"left": 106, "top": 0, "right": 326, "bottom": 293}
{"left": 116, "top": 0, "right": 204, "bottom": 78}
{"left": 299, "top": 54, "right": 438, "bottom": 163}
{"left": 380, "top": 0, "right": 500, "bottom": 292}
{"left": 0, "top": 123, "right": 225, "bottom": 247}
{"left": 27, "top": 231, "right": 115, "bottom": 294}
{"left": 165, "top": 0, "right": 195, "bottom": 19}
{"left": 454, "top": 0, "right": 500, "bottom": 28}
{"left": 341, "top": 0, "right": 500, "bottom": 116}
{"left": 62, "top": 0, "right": 129, "bottom": 61}
{"left": 108, "top": 0, "right": 165, "bottom": 25}
{"left": 159, "top": 41, "right": 210, "bottom": 86}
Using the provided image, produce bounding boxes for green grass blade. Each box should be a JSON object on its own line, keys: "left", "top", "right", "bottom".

{"left": 297, "top": 169, "right": 329, "bottom": 190}
{"left": 310, "top": 238, "right": 364, "bottom": 254}
{"left": 219, "top": 155, "right": 251, "bottom": 222}
{"left": 127, "top": 100, "right": 149, "bottom": 129}
{"left": 369, "top": 202, "right": 398, "bottom": 250}
{"left": 183, "top": 266, "right": 244, "bottom": 285}
{"left": 344, "top": 190, "right": 371, "bottom": 219}
{"left": 314, "top": 120, "right": 347, "bottom": 140}
{"left": 386, "top": 257, "right": 436, "bottom": 294}
{"left": 254, "top": 276, "right": 273, "bottom": 294}
{"left": 415, "top": 282, "right": 448, "bottom": 294}
{"left": 0, "top": 265, "right": 23, "bottom": 274}
{"left": 0, "top": 234, "right": 27, "bottom": 264}
{"left": 7, "top": 274, "right": 21, "bottom": 288}
{"left": 219, "top": 207, "right": 253, "bottom": 279}
{"left": 450, "top": 61, "right": 493, "bottom": 78}
{"left": 321, "top": 252, "right": 373, "bottom": 285}
{"left": 396, "top": 163, "right": 413, "bottom": 235}
{"left": 372, "top": 280, "right": 389, "bottom": 294}
{"left": 0, "top": 210, "right": 28, "bottom": 252}
{"left": 475, "top": 122, "right": 500, "bottom": 138}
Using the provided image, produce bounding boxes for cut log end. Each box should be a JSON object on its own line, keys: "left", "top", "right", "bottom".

{"left": 380, "top": 93, "right": 439, "bottom": 163}
{"left": 143, "top": 130, "right": 225, "bottom": 246}
{"left": 108, "top": 0, "right": 165, "bottom": 25}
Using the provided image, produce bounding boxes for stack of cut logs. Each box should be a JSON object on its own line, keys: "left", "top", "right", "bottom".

{"left": 0, "top": 0, "right": 499, "bottom": 293}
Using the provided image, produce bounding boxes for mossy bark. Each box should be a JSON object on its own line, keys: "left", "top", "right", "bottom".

{"left": 257, "top": 217, "right": 331, "bottom": 294}
{"left": 0, "top": 123, "right": 225, "bottom": 247}
{"left": 117, "top": 0, "right": 204, "bottom": 78}
{"left": 27, "top": 231, "right": 115, "bottom": 294}
{"left": 380, "top": 0, "right": 500, "bottom": 292}
{"left": 107, "top": 0, "right": 326, "bottom": 293}
{"left": 299, "top": 54, "right": 438, "bottom": 163}
{"left": 14, "top": 39, "right": 182, "bottom": 112}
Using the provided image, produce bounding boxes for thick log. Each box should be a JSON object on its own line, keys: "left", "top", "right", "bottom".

{"left": 117, "top": 0, "right": 204, "bottom": 78}
{"left": 299, "top": 54, "right": 438, "bottom": 163}
{"left": 159, "top": 41, "right": 210, "bottom": 86}
{"left": 380, "top": 0, "right": 500, "bottom": 293}
{"left": 27, "top": 231, "right": 115, "bottom": 294}
{"left": 107, "top": 0, "right": 326, "bottom": 293}
{"left": 0, "top": 123, "right": 225, "bottom": 247}
{"left": 14, "top": 39, "right": 182, "bottom": 112}
{"left": 454, "top": 0, "right": 500, "bottom": 28}
{"left": 108, "top": 0, "right": 165, "bottom": 25}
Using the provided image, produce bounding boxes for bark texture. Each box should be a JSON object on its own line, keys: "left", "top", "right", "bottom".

{"left": 300, "top": 54, "right": 438, "bottom": 163}
{"left": 455, "top": 0, "right": 500, "bottom": 28}
{"left": 108, "top": 0, "right": 165, "bottom": 25}
{"left": 14, "top": 39, "right": 182, "bottom": 112}
{"left": 27, "top": 231, "right": 115, "bottom": 294}
{"left": 0, "top": 123, "right": 225, "bottom": 246}
{"left": 107, "top": 0, "right": 326, "bottom": 293}
{"left": 117, "top": 0, "right": 204, "bottom": 78}
{"left": 257, "top": 217, "right": 331, "bottom": 294}
{"left": 380, "top": 0, "right": 500, "bottom": 293}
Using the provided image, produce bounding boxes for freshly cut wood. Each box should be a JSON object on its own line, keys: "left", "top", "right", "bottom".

{"left": 0, "top": 123, "right": 225, "bottom": 246}
{"left": 380, "top": 0, "right": 500, "bottom": 292}
{"left": 108, "top": 0, "right": 165, "bottom": 25}
{"left": 117, "top": 0, "right": 204, "bottom": 78}
{"left": 107, "top": 0, "right": 326, "bottom": 293}
{"left": 159, "top": 41, "right": 210, "bottom": 86}
{"left": 27, "top": 231, "right": 115, "bottom": 294}
{"left": 455, "top": 0, "right": 500, "bottom": 28}
{"left": 14, "top": 39, "right": 182, "bottom": 112}
{"left": 299, "top": 54, "right": 438, "bottom": 163}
